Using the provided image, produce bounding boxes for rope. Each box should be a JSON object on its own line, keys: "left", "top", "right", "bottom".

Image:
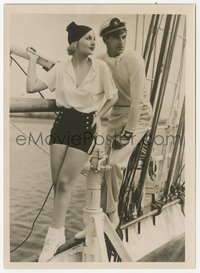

{"left": 10, "top": 184, "right": 53, "bottom": 253}
{"left": 105, "top": 226, "right": 123, "bottom": 262}
{"left": 10, "top": 120, "right": 50, "bottom": 156}
{"left": 10, "top": 55, "right": 45, "bottom": 99}
{"left": 167, "top": 17, "right": 186, "bottom": 124}
{"left": 9, "top": 54, "right": 57, "bottom": 253}
{"left": 151, "top": 164, "right": 185, "bottom": 217}
{"left": 10, "top": 120, "right": 54, "bottom": 254}
{"left": 10, "top": 55, "right": 27, "bottom": 76}
{"left": 119, "top": 15, "right": 184, "bottom": 223}
{"left": 134, "top": 15, "right": 139, "bottom": 51}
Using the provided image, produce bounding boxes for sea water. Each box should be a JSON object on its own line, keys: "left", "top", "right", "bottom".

{"left": 10, "top": 117, "right": 87, "bottom": 262}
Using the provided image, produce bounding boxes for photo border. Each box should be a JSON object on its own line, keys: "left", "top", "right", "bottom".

{"left": 3, "top": 3, "right": 196, "bottom": 269}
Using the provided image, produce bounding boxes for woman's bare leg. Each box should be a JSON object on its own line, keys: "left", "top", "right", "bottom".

{"left": 50, "top": 144, "right": 68, "bottom": 197}
{"left": 50, "top": 147, "right": 90, "bottom": 229}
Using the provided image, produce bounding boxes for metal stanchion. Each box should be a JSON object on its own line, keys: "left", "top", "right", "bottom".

{"left": 81, "top": 148, "right": 133, "bottom": 262}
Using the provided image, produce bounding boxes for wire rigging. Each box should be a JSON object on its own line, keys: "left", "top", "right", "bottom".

{"left": 10, "top": 184, "right": 54, "bottom": 253}
{"left": 10, "top": 53, "right": 56, "bottom": 254}
{"left": 9, "top": 14, "right": 186, "bottom": 258}
{"left": 10, "top": 55, "right": 45, "bottom": 99}
{"left": 10, "top": 120, "right": 50, "bottom": 156}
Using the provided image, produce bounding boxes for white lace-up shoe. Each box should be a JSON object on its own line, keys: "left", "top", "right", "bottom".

{"left": 38, "top": 227, "right": 65, "bottom": 262}
{"left": 74, "top": 229, "right": 86, "bottom": 240}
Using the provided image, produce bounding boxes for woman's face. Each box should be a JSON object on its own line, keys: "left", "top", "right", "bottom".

{"left": 77, "top": 30, "right": 96, "bottom": 56}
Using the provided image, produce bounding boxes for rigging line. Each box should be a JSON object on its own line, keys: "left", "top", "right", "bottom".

{"left": 150, "top": 15, "right": 172, "bottom": 106}
{"left": 177, "top": 17, "right": 186, "bottom": 111}
{"left": 10, "top": 183, "right": 54, "bottom": 253}
{"left": 151, "top": 30, "right": 157, "bottom": 91}
{"left": 10, "top": 54, "right": 58, "bottom": 116}
{"left": 152, "top": 15, "right": 179, "bottom": 116}
{"left": 173, "top": 163, "right": 185, "bottom": 187}
{"left": 134, "top": 15, "right": 139, "bottom": 51}
{"left": 173, "top": 125, "right": 185, "bottom": 185}
{"left": 120, "top": 15, "right": 169, "bottom": 218}
{"left": 10, "top": 120, "right": 50, "bottom": 156}
{"left": 167, "top": 16, "right": 185, "bottom": 121}
{"left": 141, "top": 15, "right": 145, "bottom": 55}
{"left": 143, "top": 14, "right": 155, "bottom": 61}
{"left": 119, "top": 133, "right": 148, "bottom": 218}
{"left": 167, "top": 165, "right": 185, "bottom": 202}
{"left": 164, "top": 98, "right": 185, "bottom": 196}
{"left": 124, "top": 15, "right": 176, "bottom": 216}
{"left": 145, "top": 15, "right": 164, "bottom": 77}
{"left": 9, "top": 55, "right": 58, "bottom": 254}
{"left": 165, "top": 17, "right": 185, "bottom": 123}
{"left": 168, "top": 48, "right": 184, "bottom": 118}
{"left": 151, "top": 15, "right": 164, "bottom": 53}
{"left": 137, "top": 15, "right": 177, "bottom": 210}
{"left": 150, "top": 16, "right": 164, "bottom": 88}
{"left": 10, "top": 55, "right": 13, "bottom": 66}
{"left": 10, "top": 55, "right": 27, "bottom": 76}
{"left": 10, "top": 54, "right": 45, "bottom": 99}
{"left": 145, "top": 15, "right": 160, "bottom": 76}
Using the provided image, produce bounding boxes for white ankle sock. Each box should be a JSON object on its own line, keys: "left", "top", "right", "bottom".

{"left": 48, "top": 227, "right": 65, "bottom": 233}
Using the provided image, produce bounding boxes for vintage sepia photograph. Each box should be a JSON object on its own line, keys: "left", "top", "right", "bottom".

{"left": 4, "top": 3, "right": 195, "bottom": 269}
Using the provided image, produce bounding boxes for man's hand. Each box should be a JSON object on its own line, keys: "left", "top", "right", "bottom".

{"left": 112, "top": 130, "right": 133, "bottom": 149}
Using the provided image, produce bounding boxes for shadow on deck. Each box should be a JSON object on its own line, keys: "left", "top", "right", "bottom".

{"left": 139, "top": 233, "right": 185, "bottom": 262}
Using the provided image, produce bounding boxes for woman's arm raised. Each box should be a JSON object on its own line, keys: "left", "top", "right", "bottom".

{"left": 26, "top": 48, "right": 48, "bottom": 93}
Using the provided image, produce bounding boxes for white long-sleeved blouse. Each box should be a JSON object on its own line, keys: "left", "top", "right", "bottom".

{"left": 45, "top": 57, "right": 118, "bottom": 113}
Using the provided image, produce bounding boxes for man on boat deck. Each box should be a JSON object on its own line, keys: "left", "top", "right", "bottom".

{"left": 98, "top": 17, "right": 153, "bottom": 227}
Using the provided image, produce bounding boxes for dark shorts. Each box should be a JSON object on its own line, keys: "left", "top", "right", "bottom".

{"left": 49, "top": 107, "right": 96, "bottom": 154}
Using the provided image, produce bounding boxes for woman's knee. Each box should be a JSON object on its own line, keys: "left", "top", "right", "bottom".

{"left": 56, "top": 176, "right": 73, "bottom": 193}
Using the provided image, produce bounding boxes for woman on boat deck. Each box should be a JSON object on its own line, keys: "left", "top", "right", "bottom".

{"left": 26, "top": 21, "right": 118, "bottom": 262}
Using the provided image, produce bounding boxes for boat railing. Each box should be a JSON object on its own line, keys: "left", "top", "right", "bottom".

{"left": 10, "top": 97, "right": 59, "bottom": 113}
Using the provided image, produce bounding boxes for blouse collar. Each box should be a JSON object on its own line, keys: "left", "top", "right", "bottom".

{"left": 65, "top": 57, "right": 97, "bottom": 86}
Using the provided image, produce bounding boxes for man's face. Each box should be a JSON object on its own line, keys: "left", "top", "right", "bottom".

{"left": 104, "top": 32, "right": 127, "bottom": 57}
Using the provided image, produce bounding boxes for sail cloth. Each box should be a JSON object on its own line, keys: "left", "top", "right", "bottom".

{"left": 121, "top": 202, "right": 184, "bottom": 261}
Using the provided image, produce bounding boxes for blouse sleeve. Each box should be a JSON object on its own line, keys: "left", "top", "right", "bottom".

{"left": 101, "top": 62, "right": 118, "bottom": 99}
